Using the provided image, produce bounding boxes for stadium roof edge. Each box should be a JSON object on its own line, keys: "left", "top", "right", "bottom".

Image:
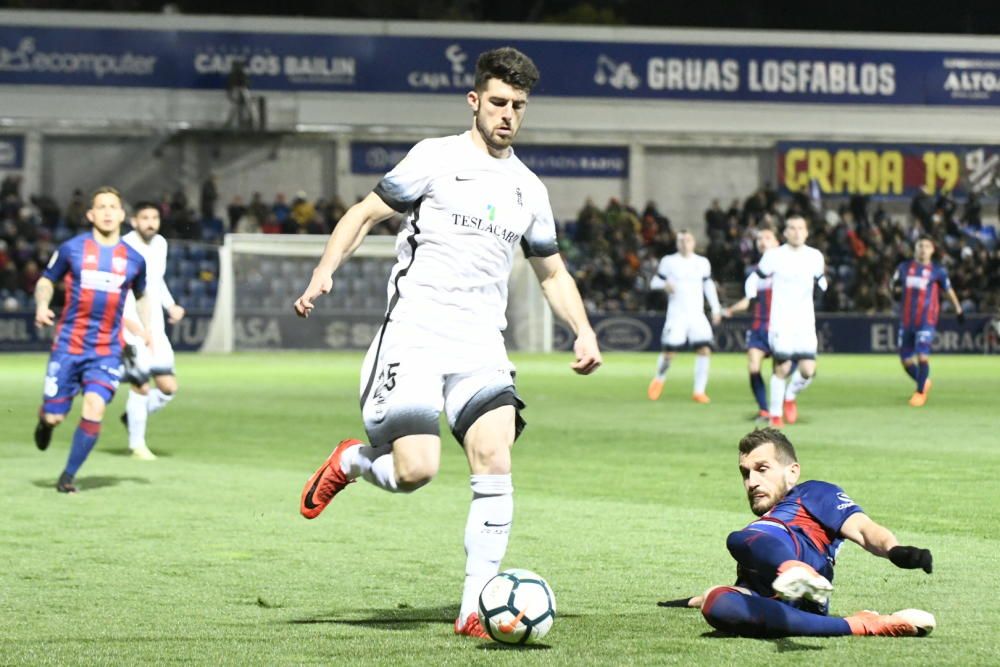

{"left": 1, "top": 9, "right": 1000, "bottom": 53}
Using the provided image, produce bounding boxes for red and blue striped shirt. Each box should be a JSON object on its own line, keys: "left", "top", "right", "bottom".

{"left": 43, "top": 233, "right": 147, "bottom": 356}
{"left": 895, "top": 260, "right": 951, "bottom": 329}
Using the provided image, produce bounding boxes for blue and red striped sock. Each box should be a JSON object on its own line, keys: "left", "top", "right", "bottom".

{"left": 64, "top": 418, "right": 101, "bottom": 477}
{"left": 917, "top": 361, "right": 930, "bottom": 393}
{"left": 749, "top": 372, "right": 768, "bottom": 412}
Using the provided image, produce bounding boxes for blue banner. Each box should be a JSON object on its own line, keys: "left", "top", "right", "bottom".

{"left": 2, "top": 25, "right": 999, "bottom": 106}
{"left": 552, "top": 314, "right": 997, "bottom": 354}
{"left": 351, "top": 141, "right": 628, "bottom": 178}
{"left": 0, "top": 134, "right": 23, "bottom": 169}
{"left": 778, "top": 141, "right": 1000, "bottom": 199}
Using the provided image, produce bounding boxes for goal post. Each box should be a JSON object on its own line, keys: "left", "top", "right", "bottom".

{"left": 201, "top": 233, "right": 552, "bottom": 353}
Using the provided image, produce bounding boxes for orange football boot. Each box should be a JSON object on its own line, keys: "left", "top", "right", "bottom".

{"left": 300, "top": 438, "right": 360, "bottom": 519}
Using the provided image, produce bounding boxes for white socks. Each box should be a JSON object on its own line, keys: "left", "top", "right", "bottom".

{"left": 770, "top": 375, "right": 787, "bottom": 418}
{"left": 147, "top": 389, "right": 174, "bottom": 414}
{"left": 340, "top": 443, "right": 400, "bottom": 492}
{"left": 693, "top": 355, "right": 710, "bottom": 394}
{"left": 655, "top": 354, "right": 671, "bottom": 380}
{"left": 126, "top": 390, "right": 149, "bottom": 450}
{"left": 459, "top": 474, "right": 513, "bottom": 624}
{"left": 126, "top": 389, "right": 174, "bottom": 449}
{"left": 785, "top": 368, "right": 813, "bottom": 400}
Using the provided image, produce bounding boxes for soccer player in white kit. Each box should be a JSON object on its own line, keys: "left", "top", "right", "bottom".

{"left": 293, "top": 48, "right": 602, "bottom": 640}
{"left": 755, "top": 216, "right": 826, "bottom": 427}
{"left": 647, "top": 230, "right": 722, "bottom": 403}
{"left": 120, "top": 202, "right": 185, "bottom": 460}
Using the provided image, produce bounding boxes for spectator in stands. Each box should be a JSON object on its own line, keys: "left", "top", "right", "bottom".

{"left": 272, "top": 192, "right": 290, "bottom": 223}
{"left": 0, "top": 173, "right": 20, "bottom": 201}
{"left": 227, "top": 195, "right": 247, "bottom": 233}
{"left": 290, "top": 191, "right": 315, "bottom": 230}
{"left": 200, "top": 174, "right": 218, "bottom": 221}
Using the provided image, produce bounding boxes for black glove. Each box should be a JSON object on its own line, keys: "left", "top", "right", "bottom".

{"left": 888, "top": 545, "right": 933, "bottom": 573}
{"left": 957, "top": 311, "right": 966, "bottom": 326}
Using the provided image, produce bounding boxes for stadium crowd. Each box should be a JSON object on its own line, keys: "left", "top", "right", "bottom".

{"left": 563, "top": 186, "right": 1000, "bottom": 316}
{"left": 2, "top": 172, "right": 998, "bottom": 317}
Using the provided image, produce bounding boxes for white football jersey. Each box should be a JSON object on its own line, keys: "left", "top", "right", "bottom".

{"left": 651, "top": 253, "right": 720, "bottom": 320}
{"left": 373, "top": 131, "right": 558, "bottom": 337}
{"left": 122, "top": 232, "right": 175, "bottom": 340}
{"left": 756, "top": 244, "right": 826, "bottom": 330}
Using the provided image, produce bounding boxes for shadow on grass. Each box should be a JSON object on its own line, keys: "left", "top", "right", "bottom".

{"left": 699, "top": 630, "right": 825, "bottom": 651}
{"left": 289, "top": 605, "right": 580, "bottom": 634}
{"left": 479, "top": 642, "right": 552, "bottom": 651}
{"left": 107, "top": 448, "right": 173, "bottom": 458}
{"left": 31, "top": 475, "right": 151, "bottom": 491}
{"left": 289, "top": 605, "right": 455, "bottom": 631}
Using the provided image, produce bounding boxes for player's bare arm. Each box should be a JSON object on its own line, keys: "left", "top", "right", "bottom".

{"left": 34, "top": 277, "right": 56, "bottom": 327}
{"left": 946, "top": 287, "right": 965, "bottom": 322}
{"left": 529, "top": 253, "right": 602, "bottom": 375}
{"left": 724, "top": 297, "right": 750, "bottom": 318}
{"left": 166, "top": 304, "right": 186, "bottom": 324}
{"left": 840, "top": 512, "right": 932, "bottom": 572}
{"left": 294, "top": 192, "right": 397, "bottom": 318}
{"left": 135, "top": 292, "right": 155, "bottom": 350}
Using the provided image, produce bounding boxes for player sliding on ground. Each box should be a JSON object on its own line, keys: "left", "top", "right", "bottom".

{"left": 679, "top": 428, "right": 935, "bottom": 638}
{"left": 292, "top": 47, "right": 602, "bottom": 639}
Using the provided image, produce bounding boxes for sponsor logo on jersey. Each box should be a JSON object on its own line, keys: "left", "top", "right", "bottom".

{"left": 905, "top": 275, "right": 930, "bottom": 290}
{"left": 111, "top": 255, "right": 128, "bottom": 273}
{"left": 835, "top": 492, "right": 856, "bottom": 511}
{"left": 451, "top": 213, "right": 521, "bottom": 245}
{"left": 80, "top": 268, "right": 127, "bottom": 293}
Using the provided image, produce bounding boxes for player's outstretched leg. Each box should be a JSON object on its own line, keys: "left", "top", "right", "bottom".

{"left": 783, "top": 368, "right": 813, "bottom": 424}
{"left": 909, "top": 358, "right": 932, "bottom": 407}
{"left": 125, "top": 388, "right": 156, "bottom": 460}
{"left": 725, "top": 525, "right": 832, "bottom": 604}
{"left": 701, "top": 586, "right": 852, "bottom": 638}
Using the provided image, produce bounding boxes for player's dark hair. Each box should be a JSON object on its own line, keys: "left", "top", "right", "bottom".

{"left": 739, "top": 428, "right": 798, "bottom": 464}
{"left": 90, "top": 186, "right": 123, "bottom": 207}
{"left": 474, "top": 47, "right": 540, "bottom": 93}
{"left": 917, "top": 235, "right": 935, "bottom": 246}
{"left": 132, "top": 201, "right": 159, "bottom": 216}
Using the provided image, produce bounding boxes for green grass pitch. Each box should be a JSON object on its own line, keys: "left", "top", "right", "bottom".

{"left": 1, "top": 351, "right": 998, "bottom": 665}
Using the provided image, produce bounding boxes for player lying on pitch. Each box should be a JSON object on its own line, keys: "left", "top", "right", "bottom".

{"left": 664, "top": 428, "right": 935, "bottom": 638}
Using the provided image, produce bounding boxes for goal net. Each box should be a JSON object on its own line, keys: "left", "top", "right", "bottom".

{"left": 201, "top": 233, "right": 552, "bottom": 353}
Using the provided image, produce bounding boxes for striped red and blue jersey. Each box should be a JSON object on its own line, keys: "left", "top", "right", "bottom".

{"left": 746, "top": 265, "right": 773, "bottom": 332}
{"left": 43, "top": 233, "right": 147, "bottom": 357}
{"left": 750, "top": 480, "right": 863, "bottom": 583}
{"left": 895, "top": 261, "right": 951, "bottom": 329}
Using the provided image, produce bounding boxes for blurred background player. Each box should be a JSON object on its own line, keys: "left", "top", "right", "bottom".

{"left": 893, "top": 236, "right": 964, "bottom": 407}
{"left": 723, "top": 226, "right": 781, "bottom": 422}
{"left": 755, "top": 216, "right": 826, "bottom": 427}
{"left": 32, "top": 187, "right": 149, "bottom": 493}
{"left": 689, "top": 428, "right": 935, "bottom": 638}
{"left": 292, "top": 47, "right": 602, "bottom": 639}
{"left": 647, "top": 230, "right": 722, "bottom": 404}
{"left": 121, "top": 201, "right": 186, "bottom": 460}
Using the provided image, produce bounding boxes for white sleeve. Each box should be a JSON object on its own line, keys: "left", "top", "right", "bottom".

{"left": 813, "top": 250, "right": 828, "bottom": 292}
{"left": 743, "top": 272, "right": 760, "bottom": 299}
{"left": 158, "top": 238, "right": 177, "bottom": 308}
{"left": 372, "top": 139, "right": 436, "bottom": 213}
{"left": 702, "top": 259, "right": 720, "bottom": 314}
{"left": 521, "top": 181, "right": 558, "bottom": 258}
{"left": 123, "top": 289, "right": 140, "bottom": 324}
{"left": 650, "top": 257, "right": 670, "bottom": 290}
{"left": 757, "top": 248, "right": 775, "bottom": 277}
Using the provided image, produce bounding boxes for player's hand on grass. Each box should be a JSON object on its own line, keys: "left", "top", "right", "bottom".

{"left": 294, "top": 271, "right": 333, "bottom": 318}
{"left": 571, "top": 329, "right": 602, "bottom": 375}
{"left": 167, "top": 304, "right": 186, "bottom": 324}
{"left": 888, "top": 545, "right": 933, "bottom": 573}
{"left": 35, "top": 307, "right": 55, "bottom": 328}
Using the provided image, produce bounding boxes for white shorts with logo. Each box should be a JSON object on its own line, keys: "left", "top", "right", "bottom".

{"left": 359, "top": 320, "right": 523, "bottom": 447}
{"left": 660, "top": 313, "right": 714, "bottom": 350}
{"left": 768, "top": 325, "right": 818, "bottom": 361}
{"left": 126, "top": 332, "right": 176, "bottom": 383}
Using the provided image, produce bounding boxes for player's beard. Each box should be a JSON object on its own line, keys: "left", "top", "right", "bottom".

{"left": 748, "top": 480, "right": 788, "bottom": 516}
{"left": 474, "top": 108, "right": 515, "bottom": 154}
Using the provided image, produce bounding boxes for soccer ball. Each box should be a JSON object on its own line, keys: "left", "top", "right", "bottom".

{"left": 477, "top": 568, "right": 556, "bottom": 644}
